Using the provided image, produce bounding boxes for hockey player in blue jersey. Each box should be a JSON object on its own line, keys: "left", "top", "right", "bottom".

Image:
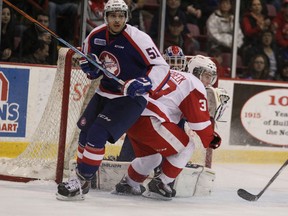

{"left": 56, "top": 0, "right": 170, "bottom": 201}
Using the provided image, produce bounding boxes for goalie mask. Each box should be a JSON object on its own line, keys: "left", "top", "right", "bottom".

{"left": 104, "top": 0, "right": 129, "bottom": 25}
{"left": 187, "top": 55, "right": 217, "bottom": 86}
{"left": 163, "top": 46, "right": 187, "bottom": 71}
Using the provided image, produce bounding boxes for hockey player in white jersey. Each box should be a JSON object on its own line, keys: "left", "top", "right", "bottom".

{"left": 114, "top": 55, "right": 222, "bottom": 200}
{"left": 56, "top": 0, "right": 170, "bottom": 201}
{"left": 188, "top": 55, "right": 230, "bottom": 122}
{"left": 117, "top": 48, "right": 229, "bottom": 163}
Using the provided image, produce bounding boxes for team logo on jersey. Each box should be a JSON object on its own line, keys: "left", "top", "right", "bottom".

{"left": 99, "top": 51, "right": 120, "bottom": 77}
{"left": 94, "top": 38, "right": 106, "bottom": 46}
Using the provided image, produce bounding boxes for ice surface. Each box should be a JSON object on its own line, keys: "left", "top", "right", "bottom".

{"left": 1, "top": 163, "right": 287, "bottom": 216}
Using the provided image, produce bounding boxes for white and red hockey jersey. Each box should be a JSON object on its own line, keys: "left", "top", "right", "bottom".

{"left": 142, "top": 70, "right": 215, "bottom": 148}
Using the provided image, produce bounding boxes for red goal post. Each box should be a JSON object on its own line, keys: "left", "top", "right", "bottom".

{"left": 0, "top": 48, "right": 93, "bottom": 183}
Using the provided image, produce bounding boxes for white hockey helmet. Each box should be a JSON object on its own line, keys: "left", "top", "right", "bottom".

{"left": 163, "top": 46, "right": 187, "bottom": 71}
{"left": 187, "top": 55, "right": 217, "bottom": 86}
{"left": 104, "top": 0, "right": 129, "bottom": 25}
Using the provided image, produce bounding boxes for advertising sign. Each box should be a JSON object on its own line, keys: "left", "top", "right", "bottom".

{"left": 0, "top": 68, "right": 29, "bottom": 137}
{"left": 230, "top": 83, "right": 288, "bottom": 147}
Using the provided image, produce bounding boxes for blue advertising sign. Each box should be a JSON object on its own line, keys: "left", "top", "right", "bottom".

{"left": 0, "top": 67, "right": 30, "bottom": 137}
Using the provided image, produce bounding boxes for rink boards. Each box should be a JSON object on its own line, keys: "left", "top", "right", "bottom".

{"left": 0, "top": 64, "right": 288, "bottom": 163}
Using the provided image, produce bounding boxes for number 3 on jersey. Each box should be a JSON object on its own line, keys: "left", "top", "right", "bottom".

{"left": 199, "top": 99, "right": 207, "bottom": 111}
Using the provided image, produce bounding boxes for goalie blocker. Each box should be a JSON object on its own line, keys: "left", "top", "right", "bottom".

{"left": 70, "top": 160, "right": 215, "bottom": 197}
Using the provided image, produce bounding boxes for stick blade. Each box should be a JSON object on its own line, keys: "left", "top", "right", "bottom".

{"left": 237, "top": 189, "right": 259, "bottom": 201}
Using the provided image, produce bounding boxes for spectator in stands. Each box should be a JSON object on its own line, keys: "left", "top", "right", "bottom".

{"left": 209, "top": 48, "right": 231, "bottom": 78}
{"left": 260, "top": 30, "right": 281, "bottom": 79}
{"left": 21, "top": 40, "right": 49, "bottom": 65}
{"left": 241, "top": 0, "right": 272, "bottom": 62}
{"left": 1, "top": 3, "right": 16, "bottom": 62}
{"left": 48, "top": 0, "right": 79, "bottom": 44}
{"left": 198, "top": 0, "right": 219, "bottom": 33}
{"left": 267, "top": 0, "right": 282, "bottom": 12}
{"left": 125, "top": 0, "right": 146, "bottom": 31}
{"left": 276, "top": 60, "right": 288, "bottom": 80}
{"left": 10, "top": 0, "right": 48, "bottom": 17}
{"left": 17, "top": 12, "right": 57, "bottom": 65}
{"left": 180, "top": 0, "right": 202, "bottom": 27}
{"left": 181, "top": 0, "right": 219, "bottom": 35}
{"left": 206, "top": 0, "right": 244, "bottom": 53}
{"left": 164, "top": 16, "right": 200, "bottom": 55}
{"left": 149, "top": 0, "right": 189, "bottom": 45}
{"left": 86, "top": 0, "right": 105, "bottom": 33}
{"left": 272, "top": 0, "right": 288, "bottom": 61}
{"left": 245, "top": 29, "right": 281, "bottom": 79}
{"left": 242, "top": 53, "right": 270, "bottom": 79}
{"left": 19, "top": 40, "right": 50, "bottom": 65}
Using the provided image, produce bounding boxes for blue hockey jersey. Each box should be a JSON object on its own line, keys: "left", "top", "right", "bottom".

{"left": 82, "top": 24, "right": 170, "bottom": 98}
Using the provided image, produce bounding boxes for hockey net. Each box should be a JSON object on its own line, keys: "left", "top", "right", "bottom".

{"left": 0, "top": 48, "right": 211, "bottom": 183}
{"left": 0, "top": 48, "right": 93, "bottom": 183}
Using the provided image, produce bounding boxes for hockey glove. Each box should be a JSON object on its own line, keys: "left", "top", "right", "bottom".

{"left": 79, "top": 53, "right": 102, "bottom": 80}
{"left": 122, "top": 76, "right": 152, "bottom": 98}
{"left": 209, "top": 132, "right": 221, "bottom": 149}
{"left": 214, "top": 88, "right": 230, "bottom": 121}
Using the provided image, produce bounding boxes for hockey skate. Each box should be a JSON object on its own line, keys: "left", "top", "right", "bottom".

{"left": 153, "top": 167, "right": 176, "bottom": 197}
{"left": 142, "top": 177, "right": 173, "bottom": 201}
{"left": 168, "top": 181, "right": 176, "bottom": 197}
{"left": 56, "top": 171, "right": 91, "bottom": 201}
{"left": 113, "top": 175, "right": 146, "bottom": 195}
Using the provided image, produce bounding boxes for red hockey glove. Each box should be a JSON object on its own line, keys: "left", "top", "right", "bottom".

{"left": 209, "top": 132, "right": 221, "bottom": 149}
{"left": 79, "top": 53, "right": 103, "bottom": 80}
{"left": 122, "top": 76, "right": 152, "bottom": 98}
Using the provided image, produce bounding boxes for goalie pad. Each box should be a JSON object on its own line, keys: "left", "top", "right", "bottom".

{"left": 206, "top": 86, "right": 230, "bottom": 121}
{"left": 69, "top": 160, "right": 149, "bottom": 191}
{"left": 97, "top": 160, "right": 131, "bottom": 190}
{"left": 173, "top": 163, "right": 215, "bottom": 197}
{"left": 74, "top": 160, "right": 215, "bottom": 197}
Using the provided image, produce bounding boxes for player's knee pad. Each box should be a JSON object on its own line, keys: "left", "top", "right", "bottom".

{"left": 86, "top": 123, "right": 110, "bottom": 148}
{"left": 131, "top": 153, "right": 162, "bottom": 175}
{"left": 166, "top": 141, "right": 195, "bottom": 168}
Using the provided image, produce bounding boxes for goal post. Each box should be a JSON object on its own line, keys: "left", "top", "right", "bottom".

{"left": 0, "top": 48, "right": 93, "bottom": 183}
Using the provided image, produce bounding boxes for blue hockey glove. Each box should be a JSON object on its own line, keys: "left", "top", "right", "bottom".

{"left": 122, "top": 76, "right": 152, "bottom": 98}
{"left": 79, "top": 53, "right": 102, "bottom": 80}
{"left": 209, "top": 132, "right": 221, "bottom": 149}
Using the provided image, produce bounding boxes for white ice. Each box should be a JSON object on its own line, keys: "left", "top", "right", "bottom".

{"left": 1, "top": 163, "right": 287, "bottom": 216}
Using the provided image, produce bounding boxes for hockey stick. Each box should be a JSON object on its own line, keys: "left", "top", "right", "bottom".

{"left": 237, "top": 159, "right": 288, "bottom": 201}
{"left": 3, "top": 0, "right": 125, "bottom": 85}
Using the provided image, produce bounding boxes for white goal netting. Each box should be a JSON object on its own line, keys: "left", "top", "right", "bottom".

{"left": 0, "top": 48, "right": 93, "bottom": 181}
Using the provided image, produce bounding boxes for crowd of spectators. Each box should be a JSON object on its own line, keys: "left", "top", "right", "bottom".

{"left": 1, "top": 0, "right": 80, "bottom": 65}
{"left": 1, "top": 3, "right": 15, "bottom": 62}
{"left": 1, "top": 0, "right": 288, "bottom": 81}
